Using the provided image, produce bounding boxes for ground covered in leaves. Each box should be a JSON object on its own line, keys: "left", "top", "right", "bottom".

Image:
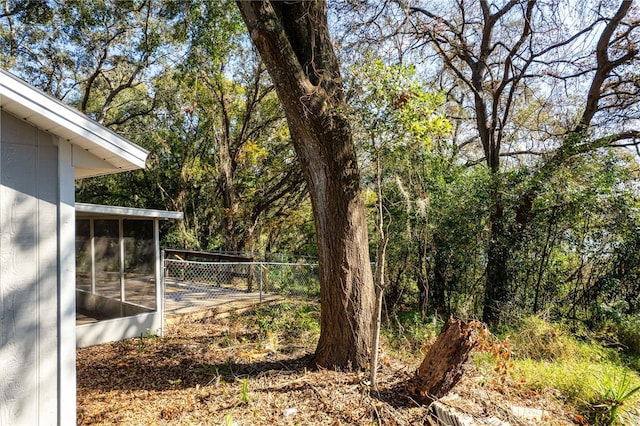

{"left": 77, "top": 308, "right": 580, "bottom": 425}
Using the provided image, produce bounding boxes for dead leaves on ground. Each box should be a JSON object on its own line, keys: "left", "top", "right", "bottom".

{"left": 77, "top": 317, "right": 577, "bottom": 425}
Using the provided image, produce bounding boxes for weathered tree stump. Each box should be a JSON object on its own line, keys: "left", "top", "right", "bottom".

{"left": 408, "top": 317, "right": 477, "bottom": 405}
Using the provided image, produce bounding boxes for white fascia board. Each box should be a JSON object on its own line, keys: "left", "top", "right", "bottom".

{"left": 0, "top": 69, "right": 148, "bottom": 173}
{"left": 76, "top": 203, "right": 184, "bottom": 220}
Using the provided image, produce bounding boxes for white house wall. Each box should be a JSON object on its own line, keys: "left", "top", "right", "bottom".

{"left": 0, "top": 110, "right": 62, "bottom": 425}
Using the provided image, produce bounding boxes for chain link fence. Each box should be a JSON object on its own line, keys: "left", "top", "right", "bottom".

{"left": 164, "top": 258, "right": 320, "bottom": 306}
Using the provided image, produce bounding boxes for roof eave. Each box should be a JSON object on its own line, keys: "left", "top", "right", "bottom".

{"left": 76, "top": 203, "right": 183, "bottom": 220}
{"left": 0, "top": 69, "right": 148, "bottom": 174}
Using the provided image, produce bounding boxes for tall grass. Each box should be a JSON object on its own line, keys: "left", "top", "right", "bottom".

{"left": 481, "top": 316, "right": 640, "bottom": 425}
{"left": 382, "top": 311, "right": 443, "bottom": 358}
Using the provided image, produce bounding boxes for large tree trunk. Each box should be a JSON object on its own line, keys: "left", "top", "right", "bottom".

{"left": 483, "top": 179, "right": 510, "bottom": 324}
{"left": 236, "top": 1, "right": 375, "bottom": 369}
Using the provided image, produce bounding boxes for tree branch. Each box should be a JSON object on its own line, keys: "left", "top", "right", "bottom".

{"left": 579, "top": 0, "right": 634, "bottom": 128}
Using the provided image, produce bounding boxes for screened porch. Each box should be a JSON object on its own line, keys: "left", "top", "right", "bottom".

{"left": 74, "top": 203, "right": 182, "bottom": 347}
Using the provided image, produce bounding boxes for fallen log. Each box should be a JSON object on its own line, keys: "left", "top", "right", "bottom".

{"left": 408, "top": 317, "right": 477, "bottom": 405}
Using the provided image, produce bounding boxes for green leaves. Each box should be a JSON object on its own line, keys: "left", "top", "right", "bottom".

{"left": 591, "top": 372, "right": 640, "bottom": 425}
{"left": 349, "top": 57, "right": 451, "bottom": 152}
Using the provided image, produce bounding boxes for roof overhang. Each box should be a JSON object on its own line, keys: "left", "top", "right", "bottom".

{"left": 0, "top": 69, "right": 148, "bottom": 178}
{"left": 76, "top": 203, "right": 183, "bottom": 220}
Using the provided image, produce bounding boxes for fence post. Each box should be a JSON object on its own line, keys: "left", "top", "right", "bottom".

{"left": 259, "top": 264, "right": 263, "bottom": 303}
{"left": 160, "top": 249, "right": 165, "bottom": 337}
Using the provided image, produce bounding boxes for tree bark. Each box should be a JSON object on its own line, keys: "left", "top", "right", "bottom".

{"left": 483, "top": 179, "right": 510, "bottom": 324}
{"left": 408, "top": 317, "right": 477, "bottom": 405}
{"left": 236, "top": 0, "right": 375, "bottom": 369}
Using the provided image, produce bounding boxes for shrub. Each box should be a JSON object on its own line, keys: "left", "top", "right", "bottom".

{"left": 590, "top": 372, "right": 640, "bottom": 425}
{"left": 616, "top": 315, "right": 640, "bottom": 355}
{"left": 243, "top": 302, "right": 320, "bottom": 344}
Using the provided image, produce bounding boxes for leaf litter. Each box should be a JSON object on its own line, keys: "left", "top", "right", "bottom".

{"left": 77, "top": 314, "right": 578, "bottom": 425}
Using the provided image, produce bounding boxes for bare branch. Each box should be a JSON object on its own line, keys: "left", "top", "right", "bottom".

{"left": 579, "top": 1, "right": 635, "bottom": 128}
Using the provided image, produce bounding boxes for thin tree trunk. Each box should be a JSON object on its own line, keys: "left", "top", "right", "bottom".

{"left": 533, "top": 209, "right": 557, "bottom": 313}
{"left": 370, "top": 149, "right": 388, "bottom": 389}
{"left": 431, "top": 238, "right": 447, "bottom": 316}
{"left": 370, "top": 238, "right": 387, "bottom": 389}
{"left": 418, "top": 239, "right": 429, "bottom": 319}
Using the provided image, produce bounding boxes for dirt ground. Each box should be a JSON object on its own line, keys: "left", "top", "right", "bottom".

{"left": 77, "top": 314, "right": 581, "bottom": 425}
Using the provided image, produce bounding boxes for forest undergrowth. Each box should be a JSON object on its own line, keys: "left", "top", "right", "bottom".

{"left": 77, "top": 302, "right": 640, "bottom": 425}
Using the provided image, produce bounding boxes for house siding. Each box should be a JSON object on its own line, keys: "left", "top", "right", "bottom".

{"left": 0, "top": 111, "right": 60, "bottom": 425}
